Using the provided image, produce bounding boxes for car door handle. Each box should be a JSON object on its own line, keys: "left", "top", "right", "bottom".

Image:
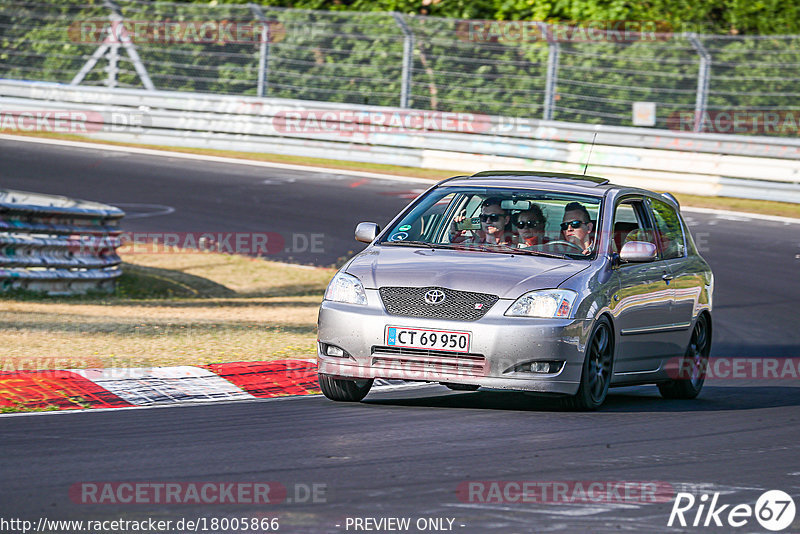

{"left": 662, "top": 273, "right": 674, "bottom": 281}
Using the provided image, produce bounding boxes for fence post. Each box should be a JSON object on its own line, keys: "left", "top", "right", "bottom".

{"left": 391, "top": 12, "right": 413, "bottom": 109}
{"left": 70, "top": 38, "right": 110, "bottom": 86}
{"left": 542, "top": 22, "right": 559, "bottom": 121}
{"left": 70, "top": 0, "right": 156, "bottom": 89}
{"left": 104, "top": 0, "right": 155, "bottom": 90}
{"left": 106, "top": 43, "right": 119, "bottom": 88}
{"left": 687, "top": 33, "right": 711, "bottom": 133}
{"left": 250, "top": 4, "right": 270, "bottom": 98}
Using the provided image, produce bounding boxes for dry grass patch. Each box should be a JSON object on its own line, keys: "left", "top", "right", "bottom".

{"left": 672, "top": 193, "right": 800, "bottom": 219}
{"left": 1, "top": 249, "right": 336, "bottom": 371}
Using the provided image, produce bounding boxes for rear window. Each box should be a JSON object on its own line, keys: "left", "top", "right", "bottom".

{"left": 650, "top": 198, "right": 686, "bottom": 259}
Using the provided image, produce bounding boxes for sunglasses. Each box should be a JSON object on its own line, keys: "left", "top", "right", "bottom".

{"left": 479, "top": 213, "right": 504, "bottom": 223}
{"left": 515, "top": 219, "right": 543, "bottom": 229}
{"left": 560, "top": 220, "right": 586, "bottom": 231}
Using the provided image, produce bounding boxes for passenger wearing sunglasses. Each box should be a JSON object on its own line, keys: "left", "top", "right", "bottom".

{"left": 560, "top": 202, "right": 594, "bottom": 255}
{"left": 450, "top": 197, "right": 513, "bottom": 246}
{"left": 514, "top": 205, "right": 549, "bottom": 248}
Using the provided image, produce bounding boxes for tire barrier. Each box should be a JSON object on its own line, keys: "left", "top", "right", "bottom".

{"left": 0, "top": 188, "right": 124, "bottom": 295}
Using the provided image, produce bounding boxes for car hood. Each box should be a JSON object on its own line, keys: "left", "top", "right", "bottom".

{"left": 346, "top": 245, "right": 591, "bottom": 299}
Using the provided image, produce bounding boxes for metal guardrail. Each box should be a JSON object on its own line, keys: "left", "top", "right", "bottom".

{"left": 1, "top": 79, "right": 799, "bottom": 203}
{"left": 0, "top": 188, "right": 124, "bottom": 295}
{"left": 2, "top": 1, "right": 800, "bottom": 134}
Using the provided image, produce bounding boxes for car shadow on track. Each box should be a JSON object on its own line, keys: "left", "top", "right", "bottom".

{"left": 364, "top": 385, "right": 800, "bottom": 413}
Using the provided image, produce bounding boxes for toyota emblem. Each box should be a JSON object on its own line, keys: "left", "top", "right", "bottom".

{"left": 424, "top": 289, "right": 446, "bottom": 305}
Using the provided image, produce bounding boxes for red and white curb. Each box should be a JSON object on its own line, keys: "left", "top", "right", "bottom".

{"left": 0, "top": 359, "right": 406, "bottom": 412}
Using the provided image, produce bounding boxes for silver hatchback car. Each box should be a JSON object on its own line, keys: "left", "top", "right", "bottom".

{"left": 317, "top": 172, "right": 713, "bottom": 409}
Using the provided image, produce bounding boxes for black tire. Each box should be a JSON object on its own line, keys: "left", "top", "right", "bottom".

{"left": 318, "top": 374, "right": 373, "bottom": 402}
{"left": 658, "top": 314, "right": 710, "bottom": 399}
{"left": 564, "top": 316, "right": 614, "bottom": 411}
{"left": 442, "top": 383, "right": 480, "bottom": 391}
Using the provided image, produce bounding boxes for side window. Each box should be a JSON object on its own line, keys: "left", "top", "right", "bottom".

{"left": 649, "top": 199, "right": 686, "bottom": 259}
{"left": 416, "top": 192, "right": 455, "bottom": 242}
{"left": 443, "top": 194, "right": 484, "bottom": 243}
{"left": 612, "top": 199, "right": 656, "bottom": 253}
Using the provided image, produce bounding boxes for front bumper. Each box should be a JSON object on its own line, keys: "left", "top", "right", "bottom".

{"left": 317, "top": 291, "right": 593, "bottom": 396}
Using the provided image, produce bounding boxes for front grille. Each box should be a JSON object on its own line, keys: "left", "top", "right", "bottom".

{"left": 379, "top": 286, "right": 498, "bottom": 321}
{"left": 371, "top": 346, "right": 487, "bottom": 377}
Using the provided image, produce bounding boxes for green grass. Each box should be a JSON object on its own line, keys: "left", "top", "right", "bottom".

{"left": 0, "top": 403, "right": 60, "bottom": 414}
{"left": 0, "top": 248, "right": 335, "bottom": 371}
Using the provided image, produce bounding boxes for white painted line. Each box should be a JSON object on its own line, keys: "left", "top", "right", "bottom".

{"left": 0, "top": 392, "right": 321, "bottom": 418}
{"left": 445, "top": 502, "right": 640, "bottom": 516}
{"left": 0, "top": 381, "right": 434, "bottom": 418}
{"left": 5, "top": 133, "right": 795, "bottom": 222}
{"left": 0, "top": 134, "right": 436, "bottom": 185}
{"left": 112, "top": 203, "right": 176, "bottom": 219}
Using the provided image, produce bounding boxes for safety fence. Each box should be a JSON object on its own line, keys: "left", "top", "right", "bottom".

{"left": 1, "top": 79, "right": 798, "bottom": 203}
{"left": 1, "top": 0, "right": 800, "bottom": 133}
{"left": 0, "top": 188, "right": 124, "bottom": 295}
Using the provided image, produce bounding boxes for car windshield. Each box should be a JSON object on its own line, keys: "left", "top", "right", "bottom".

{"left": 379, "top": 186, "right": 603, "bottom": 259}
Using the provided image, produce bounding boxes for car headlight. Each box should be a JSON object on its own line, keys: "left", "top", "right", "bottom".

{"left": 324, "top": 271, "right": 367, "bottom": 305}
{"left": 505, "top": 289, "right": 578, "bottom": 318}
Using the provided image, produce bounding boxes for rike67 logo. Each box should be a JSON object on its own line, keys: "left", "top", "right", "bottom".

{"left": 668, "top": 490, "right": 796, "bottom": 531}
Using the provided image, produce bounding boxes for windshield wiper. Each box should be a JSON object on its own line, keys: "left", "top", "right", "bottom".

{"left": 381, "top": 241, "right": 484, "bottom": 251}
{"left": 381, "top": 240, "right": 436, "bottom": 249}
{"left": 381, "top": 241, "right": 572, "bottom": 258}
{"left": 512, "top": 248, "right": 572, "bottom": 259}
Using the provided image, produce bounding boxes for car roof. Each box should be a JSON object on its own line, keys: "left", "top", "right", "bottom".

{"left": 438, "top": 171, "right": 680, "bottom": 209}
{"left": 470, "top": 170, "right": 610, "bottom": 185}
{"left": 441, "top": 171, "right": 613, "bottom": 194}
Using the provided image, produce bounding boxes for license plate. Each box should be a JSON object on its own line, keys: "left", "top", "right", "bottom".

{"left": 385, "top": 326, "right": 471, "bottom": 353}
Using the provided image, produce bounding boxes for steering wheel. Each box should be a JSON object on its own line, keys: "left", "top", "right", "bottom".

{"left": 544, "top": 239, "right": 585, "bottom": 253}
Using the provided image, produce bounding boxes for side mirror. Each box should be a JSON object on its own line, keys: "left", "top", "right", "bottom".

{"left": 355, "top": 222, "right": 380, "bottom": 243}
{"left": 619, "top": 241, "right": 657, "bottom": 263}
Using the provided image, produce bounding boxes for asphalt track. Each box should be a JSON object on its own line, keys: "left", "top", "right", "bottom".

{"left": 1, "top": 137, "right": 800, "bottom": 533}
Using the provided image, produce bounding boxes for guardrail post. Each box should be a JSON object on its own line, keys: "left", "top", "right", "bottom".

{"left": 687, "top": 33, "right": 711, "bottom": 133}
{"left": 391, "top": 13, "right": 414, "bottom": 109}
{"left": 542, "top": 22, "right": 559, "bottom": 121}
{"left": 250, "top": 4, "right": 270, "bottom": 98}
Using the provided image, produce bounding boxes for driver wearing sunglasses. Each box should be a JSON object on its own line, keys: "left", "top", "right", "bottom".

{"left": 514, "top": 205, "right": 549, "bottom": 248}
{"left": 561, "top": 201, "right": 595, "bottom": 255}
{"left": 450, "top": 197, "right": 513, "bottom": 246}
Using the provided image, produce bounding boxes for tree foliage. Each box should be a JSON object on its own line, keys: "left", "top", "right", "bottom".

{"left": 1, "top": 0, "right": 798, "bottom": 135}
